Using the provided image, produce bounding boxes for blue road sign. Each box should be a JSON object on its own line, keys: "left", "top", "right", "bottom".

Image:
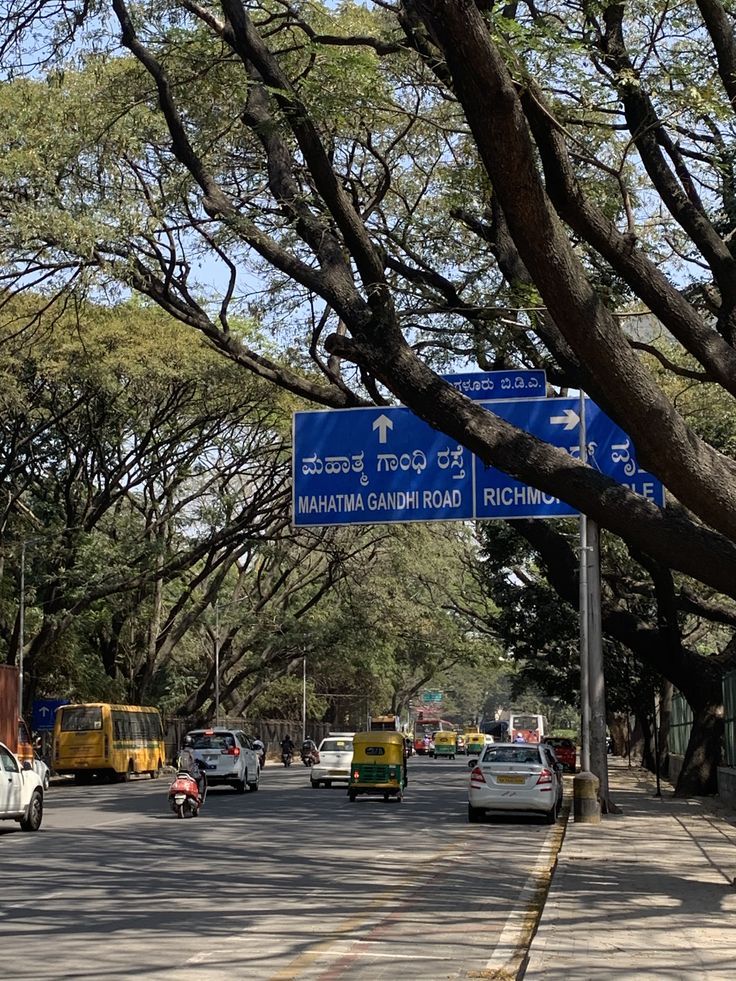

{"left": 443, "top": 370, "right": 546, "bottom": 401}
{"left": 32, "top": 698, "right": 69, "bottom": 731}
{"left": 474, "top": 397, "right": 665, "bottom": 519}
{"left": 292, "top": 396, "right": 664, "bottom": 526}
{"left": 294, "top": 405, "right": 473, "bottom": 526}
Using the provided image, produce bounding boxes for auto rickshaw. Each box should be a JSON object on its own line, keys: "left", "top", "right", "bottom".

{"left": 348, "top": 731, "right": 407, "bottom": 802}
{"left": 433, "top": 730, "right": 457, "bottom": 759}
{"left": 465, "top": 731, "right": 486, "bottom": 756}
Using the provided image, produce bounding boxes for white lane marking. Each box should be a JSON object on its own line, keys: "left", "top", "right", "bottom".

{"left": 484, "top": 821, "right": 559, "bottom": 972}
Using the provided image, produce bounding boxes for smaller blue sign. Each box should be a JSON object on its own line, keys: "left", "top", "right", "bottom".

{"left": 32, "top": 698, "right": 69, "bottom": 731}
{"left": 443, "top": 370, "right": 546, "bottom": 401}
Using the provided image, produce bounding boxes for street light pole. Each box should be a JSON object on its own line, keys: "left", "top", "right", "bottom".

{"left": 214, "top": 600, "right": 220, "bottom": 725}
{"left": 18, "top": 541, "right": 26, "bottom": 718}
{"left": 302, "top": 654, "right": 307, "bottom": 742}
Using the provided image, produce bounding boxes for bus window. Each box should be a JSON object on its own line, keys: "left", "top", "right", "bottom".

{"left": 60, "top": 706, "right": 103, "bottom": 731}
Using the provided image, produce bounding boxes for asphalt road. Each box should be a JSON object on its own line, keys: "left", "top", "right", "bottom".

{"left": 0, "top": 756, "right": 564, "bottom": 980}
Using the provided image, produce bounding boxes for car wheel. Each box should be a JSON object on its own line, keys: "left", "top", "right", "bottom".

{"left": 43, "top": 772, "right": 50, "bottom": 791}
{"left": 235, "top": 778, "right": 246, "bottom": 793}
{"left": 247, "top": 775, "right": 259, "bottom": 792}
{"left": 324, "top": 780, "right": 332, "bottom": 788}
{"left": 20, "top": 790, "right": 43, "bottom": 832}
{"left": 467, "top": 803, "right": 483, "bottom": 824}
{"left": 311, "top": 780, "right": 320, "bottom": 789}
{"left": 545, "top": 802, "right": 557, "bottom": 824}
{"left": 348, "top": 791, "right": 356, "bottom": 802}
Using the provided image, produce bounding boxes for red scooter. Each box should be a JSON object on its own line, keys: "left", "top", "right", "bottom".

{"left": 168, "top": 770, "right": 205, "bottom": 818}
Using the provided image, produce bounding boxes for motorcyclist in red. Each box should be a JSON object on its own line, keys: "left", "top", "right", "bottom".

{"left": 177, "top": 734, "right": 207, "bottom": 800}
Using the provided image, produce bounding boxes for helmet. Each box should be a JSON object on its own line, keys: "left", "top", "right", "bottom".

{"left": 183, "top": 734, "right": 194, "bottom": 748}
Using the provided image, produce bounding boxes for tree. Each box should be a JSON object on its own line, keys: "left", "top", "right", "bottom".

{"left": 5, "top": 2, "right": 736, "bottom": 779}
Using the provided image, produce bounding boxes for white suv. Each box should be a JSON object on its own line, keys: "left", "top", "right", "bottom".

{"left": 0, "top": 740, "right": 44, "bottom": 831}
{"left": 311, "top": 733, "right": 354, "bottom": 789}
{"left": 187, "top": 728, "right": 260, "bottom": 793}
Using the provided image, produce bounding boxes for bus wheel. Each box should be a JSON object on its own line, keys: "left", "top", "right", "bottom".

{"left": 121, "top": 761, "right": 134, "bottom": 782}
{"left": 151, "top": 761, "right": 162, "bottom": 779}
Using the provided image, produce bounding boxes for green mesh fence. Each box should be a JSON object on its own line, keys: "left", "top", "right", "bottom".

{"left": 669, "top": 692, "right": 693, "bottom": 757}
{"left": 724, "top": 671, "right": 736, "bottom": 767}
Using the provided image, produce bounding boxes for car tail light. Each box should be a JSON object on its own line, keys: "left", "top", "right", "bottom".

{"left": 224, "top": 746, "right": 240, "bottom": 756}
{"left": 470, "top": 766, "right": 486, "bottom": 784}
{"left": 536, "top": 768, "right": 553, "bottom": 785}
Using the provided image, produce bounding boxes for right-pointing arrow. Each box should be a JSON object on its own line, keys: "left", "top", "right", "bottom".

{"left": 550, "top": 408, "right": 580, "bottom": 431}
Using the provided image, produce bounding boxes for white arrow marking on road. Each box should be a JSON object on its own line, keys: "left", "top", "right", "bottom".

{"left": 372, "top": 414, "right": 394, "bottom": 444}
{"left": 549, "top": 409, "right": 580, "bottom": 430}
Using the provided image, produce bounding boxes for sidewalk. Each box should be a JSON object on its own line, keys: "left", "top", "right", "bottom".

{"left": 524, "top": 756, "right": 736, "bottom": 979}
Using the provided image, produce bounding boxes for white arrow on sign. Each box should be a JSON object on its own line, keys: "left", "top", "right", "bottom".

{"left": 372, "top": 414, "right": 394, "bottom": 444}
{"left": 550, "top": 408, "right": 580, "bottom": 430}
{"left": 39, "top": 707, "right": 50, "bottom": 717}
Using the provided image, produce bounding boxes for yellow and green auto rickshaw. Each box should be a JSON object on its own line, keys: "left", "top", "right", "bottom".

{"left": 465, "top": 731, "right": 486, "bottom": 756}
{"left": 433, "top": 730, "right": 457, "bottom": 759}
{"left": 348, "top": 731, "right": 407, "bottom": 802}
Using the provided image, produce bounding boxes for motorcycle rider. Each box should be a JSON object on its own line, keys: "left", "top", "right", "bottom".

{"left": 300, "top": 738, "right": 318, "bottom": 765}
{"left": 280, "top": 734, "right": 295, "bottom": 764}
{"left": 177, "top": 734, "right": 207, "bottom": 801}
{"left": 252, "top": 736, "right": 266, "bottom": 768}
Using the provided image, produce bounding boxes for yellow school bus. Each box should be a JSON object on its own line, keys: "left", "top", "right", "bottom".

{"left": 53, "top": 703, "right": 165, "bottom": 782}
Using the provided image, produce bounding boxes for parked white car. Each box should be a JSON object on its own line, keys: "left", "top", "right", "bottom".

{"left": 33, "top": 754, "right": 50, "bottom": 791}
{"left": 186, "top": 728, "right": 260, "bottom": 793}
{"left": 0, "top": 740, "right": 44, "bottom": 831}
{"left": 467, "top": 741, "right": 563, "bottom": 824}
{"left": 311, "top": 733, "right": 354, "bottom": 788}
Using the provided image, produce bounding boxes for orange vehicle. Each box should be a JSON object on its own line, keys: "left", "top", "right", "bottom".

{"left": 543, "top": 736, "right": 576, "bottom": 773}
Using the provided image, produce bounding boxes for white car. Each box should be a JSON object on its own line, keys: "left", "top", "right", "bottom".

{"left": 311, "top": 733, "right": 354, "bottom": 788}
{"left": 186, "top": 728, "right": 260, "bottom": 793}
{"left": 33, "top": 755, "right": 50, "bottom": 791}
{"left": 0, "top": 740, "right": 44, "bottom": 831}
{"left": 467, "top": 742, "right": 563, "bottom": 824}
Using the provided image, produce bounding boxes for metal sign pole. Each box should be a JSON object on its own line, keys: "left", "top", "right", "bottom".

{"left": 578, "top": 393, "right": 591, "bottom": 773}
{"left": 18, "top": 541, "right": 25, "bottom": 719}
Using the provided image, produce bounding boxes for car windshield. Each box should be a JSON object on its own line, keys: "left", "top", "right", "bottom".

{"left": 190, "top": 733, "right": 235, "bottom": 751}
{"left": 482, "top": 746, "right": 542, "bottom": 765}
{"left": 320, "top": 739, "right": 352, "bottom": 753}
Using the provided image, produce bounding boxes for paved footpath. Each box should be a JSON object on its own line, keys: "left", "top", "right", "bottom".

{"left": 524, "top": 756, "right": 736, "bottom": 980}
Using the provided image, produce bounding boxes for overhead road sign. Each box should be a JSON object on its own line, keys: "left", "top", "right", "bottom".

{"left": 422, "top": 691, "right": 443, "bottom": 703}
{"left": 474, "top": 397, "right": 665, "bottom": 520}
{"left": 292, "top": 396, "right": 664, "bottom": 526}
{"left": 443, "top": 369, "right": 546, "bottom": 401}
{"left": 294, "top": 404, "right": 474, "bottom": 525}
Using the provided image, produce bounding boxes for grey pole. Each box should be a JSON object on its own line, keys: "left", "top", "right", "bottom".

{"left": 586, "top": 519, "right": 610, "bottom": 805}
{"left": 18, "top": 541, "right": 25, "bottom": 719}
{"left": 578, "top": 392, "right": 591, "bottom": 772}
{"left": 302, "top": 655, "right": 307, "bottom": 742}
{"left": 214, "top": 600, "right": 220, "bottom": 725}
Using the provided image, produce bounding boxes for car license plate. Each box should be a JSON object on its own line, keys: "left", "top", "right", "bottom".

{"left": 496, "top": 775, "right": 525, "bottom": 784}
{"left": 329, "top": 770, "right": 344, "bottom": 776}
